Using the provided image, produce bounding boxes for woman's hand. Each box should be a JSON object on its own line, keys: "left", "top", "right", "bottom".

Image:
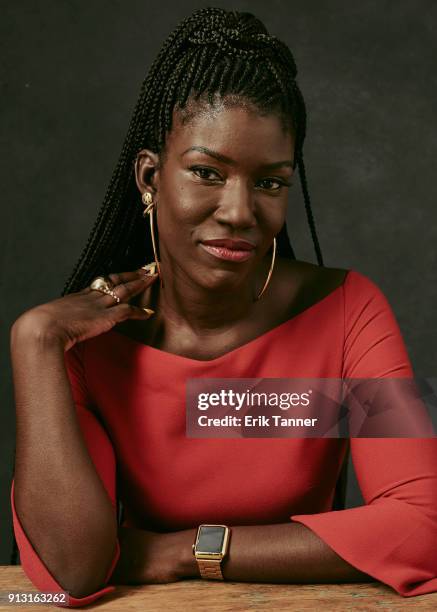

{"left": 110, "top": 526, "right": 199, "bottom": 585}
{"left": 11, "top": 268, "right": 158, "bottom": 352}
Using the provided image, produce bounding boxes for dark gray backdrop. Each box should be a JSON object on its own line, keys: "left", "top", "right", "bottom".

{"left": 1, "top": 0, "right": 436, "bottom": 564}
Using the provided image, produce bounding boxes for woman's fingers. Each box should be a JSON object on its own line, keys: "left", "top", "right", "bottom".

{"left": 79, "top": 268, "right": 152, "bottom": 295}
{"left": 106, "top": 267, "right": 152, "bottom": 286}
{"left": 97, "top": 273, "right": 158, "bottom": 305}
{"left": 80, "top": 268, "right": 158, "bottom": 300}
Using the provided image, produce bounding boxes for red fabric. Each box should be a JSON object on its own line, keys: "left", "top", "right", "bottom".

{"left": 11, "top": 269, "right": 437, "bottom": 605}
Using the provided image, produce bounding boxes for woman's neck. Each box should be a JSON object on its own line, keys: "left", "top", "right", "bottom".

{"left": 141, "top": 258, "right": 268, "bottom": 334}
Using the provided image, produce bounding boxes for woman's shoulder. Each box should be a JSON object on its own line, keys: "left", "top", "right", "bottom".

{"left": 274, "top": 258, "right": 389, "bottom": 308}
{"left": 273, "top": 258, "right": 404, "bottom": 331}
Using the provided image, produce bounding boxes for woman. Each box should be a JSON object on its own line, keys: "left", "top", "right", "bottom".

{"left": 10, "top": 7, "right": 437, "bottom": 606}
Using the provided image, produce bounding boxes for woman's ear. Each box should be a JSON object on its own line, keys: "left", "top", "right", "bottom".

{"left": 134, "top": 149, "right": 160, "bottom": 195}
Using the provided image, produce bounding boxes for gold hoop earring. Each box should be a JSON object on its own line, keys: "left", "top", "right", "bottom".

{"left": 141, "top": 192, "right": 164, "bottom": 289}
{"left": 255, "top": 237, "right": 276, "bottom": 301}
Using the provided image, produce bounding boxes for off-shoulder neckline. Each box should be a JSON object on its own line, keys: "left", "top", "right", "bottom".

{"left": 104, "top": 269, "right": 352, "bottom": 366}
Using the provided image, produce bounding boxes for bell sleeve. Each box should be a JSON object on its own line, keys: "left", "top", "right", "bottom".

{"left": 10, "top": 341, "right": 121, "bottom": 607}
{"left": 290, "top": 270, "right": 437, "bottom": 597}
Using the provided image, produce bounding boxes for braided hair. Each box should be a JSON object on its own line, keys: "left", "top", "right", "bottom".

{"left": 61, "top": 7, "right": 324, "bottom": 296}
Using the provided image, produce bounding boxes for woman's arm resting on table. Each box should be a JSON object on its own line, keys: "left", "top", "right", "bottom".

{"left": 112, "top": 523, "right": 374, "bottom": 585}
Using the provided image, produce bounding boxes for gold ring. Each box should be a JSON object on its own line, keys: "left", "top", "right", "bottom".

{"left": 90, "top": 277, "right": 120, "bottom": 304}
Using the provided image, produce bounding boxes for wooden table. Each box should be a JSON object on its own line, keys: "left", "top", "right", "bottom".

{"left": 1, "top": 566, "right": 437, "bottom": 611}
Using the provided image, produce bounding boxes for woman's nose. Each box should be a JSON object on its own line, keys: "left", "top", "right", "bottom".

{"left": 213, "top": 180, "right": 257, "bottom": 228}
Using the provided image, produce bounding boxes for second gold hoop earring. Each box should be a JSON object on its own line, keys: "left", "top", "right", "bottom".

{"left": 255, "top": 237, "right": 276, "bottom": 301}
{"left": 141, "top": 192, "right": 164, "bottom": 289}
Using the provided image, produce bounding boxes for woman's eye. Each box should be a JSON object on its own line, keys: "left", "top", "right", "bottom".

{"left": 257, "top": 178, "right": 292, "bottom": 191}
{"left": 189, "top": 167, "right": 292, "bottom": 190}
{"left": 190, "top": 166, "right": 221, "bottom": 181}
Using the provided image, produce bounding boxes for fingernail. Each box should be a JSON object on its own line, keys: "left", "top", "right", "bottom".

{"left": 142, "top": 308, "right": 155, "bottom": 316}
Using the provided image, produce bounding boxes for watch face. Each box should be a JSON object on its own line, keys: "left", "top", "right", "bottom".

{"left": 197, "top": 526, "right": 226, "bottom": 554}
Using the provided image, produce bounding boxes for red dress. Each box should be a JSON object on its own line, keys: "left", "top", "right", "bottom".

{"left": 10, "top": 269, "right": 437, "bottom": 606}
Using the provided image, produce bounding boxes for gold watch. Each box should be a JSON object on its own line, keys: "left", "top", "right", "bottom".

{"left": 192, "top": 524, "right": 231, "bottom": 580}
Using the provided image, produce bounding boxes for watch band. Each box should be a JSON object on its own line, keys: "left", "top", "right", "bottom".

{"left": 197, "top": 559, "right": 224, "bottom": 580}
{"left": 193, "top": 524, "right": 230, "bottom": 580}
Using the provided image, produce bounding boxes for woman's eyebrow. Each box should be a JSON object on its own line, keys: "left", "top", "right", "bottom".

{"left": 181, "top": 145, "right": 293, "bottom": 170}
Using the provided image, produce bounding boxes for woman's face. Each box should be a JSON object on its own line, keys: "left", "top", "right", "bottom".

{"left": 135, "top": 100, "right": 295, "bottom": 293}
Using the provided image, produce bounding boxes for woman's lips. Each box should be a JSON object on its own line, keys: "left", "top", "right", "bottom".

{"left": 199, "top": 242, "right": 255, "bottom": 262}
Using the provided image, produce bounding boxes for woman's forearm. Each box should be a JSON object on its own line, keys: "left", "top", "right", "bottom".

{"left": 114, "top": 522, "right": 375, "bottom": 585}
{"left": 11, "top": 320, "right": 118, "bottom": 598}
{"left": 213, "top": 522, "right": 374, "bottom": 583}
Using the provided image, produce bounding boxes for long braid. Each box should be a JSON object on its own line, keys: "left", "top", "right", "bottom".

{"left": 297, "top": 154, "right": 324, "bottom": 266}
{"left": 61, "top": 6, "right": 324, "bottom": 297}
